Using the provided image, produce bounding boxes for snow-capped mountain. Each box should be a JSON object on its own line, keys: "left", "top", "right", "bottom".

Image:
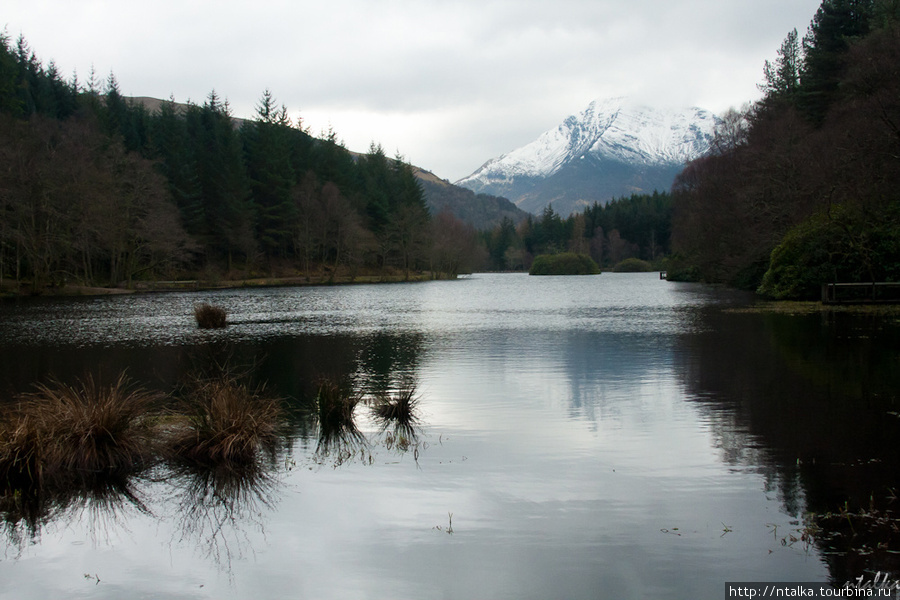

{"left": 456, "top": 97, "right": 719, "bottom": 216}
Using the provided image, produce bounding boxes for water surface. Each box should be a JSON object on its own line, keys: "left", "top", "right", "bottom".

{"left": 1, "top": 273, "right": 897, "bottom": 599}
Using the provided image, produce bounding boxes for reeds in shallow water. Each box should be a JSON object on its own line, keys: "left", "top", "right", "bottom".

{"left": 0, "top": 373, "right": 161, "bottom": 486}
{"left": 169, "top": 375, "right": 283, "bottom": 466}
{"left": 193, "top": 303, "right": 227, "bottom": 329}
{"left": 314, "top": 379, "right": 366, "bottom": 453}
{"left": 371, "top": 381, "right": 420, "bottom": 430}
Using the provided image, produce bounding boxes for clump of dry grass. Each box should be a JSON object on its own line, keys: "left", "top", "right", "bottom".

{"left": 194, "top": 303, "right": 227, "bottom": 329}
{"left": 169, "top": 375, "right": 283, "bottom": 466}
{"left": 0, "top": 374, "right": 160, "bottom": 486}
{"left": 316, "top": 380, "right": 363, "bottom": 433}
{"left": 314, "top": 379, "right": 365, "bottom": 452}
{"left": 371, "top": 381, "right": 420, "bottom": 429}
{"left": 0, "top": 410, "right": 43, "bottom": 487}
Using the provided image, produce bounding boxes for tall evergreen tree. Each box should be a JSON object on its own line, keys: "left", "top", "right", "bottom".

{"left": 799, "top": 0, "right": 875, "bottom": 122}
{"left": 243, "top": 89, "right": 296, "bottom": 259}
{"left": 187, "top": 92, "right": 256, "bottom": 268}
{"left": 0, "top": 31, "right": 23, "bottom": 116}
{"left": 360, "top": 143, "right": 393, "bottom": 232}
{"left": 760, "top": 29, "right": 803, "bottom": 102}
{"left": 150, "top": 97, "right": 203, "bottom": 233}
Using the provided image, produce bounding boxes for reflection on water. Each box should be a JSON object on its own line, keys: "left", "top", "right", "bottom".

{"left": 0, "top": 273, "right": 898, "bottom": 598}
{"left": 167, "top": 462, "right": 282, "bottom": 574}
{"left": 0, "top": 473, "right": 151, "bottom": 557}
{"left": 677, "top": 307, "right": 900, "bottom": 583}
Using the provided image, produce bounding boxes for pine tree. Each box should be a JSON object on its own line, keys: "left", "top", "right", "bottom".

{"left": 150, "top": 96, "right": 203, "bottom": 233}
{"left": 760, "top": 29, "right": 803, "bottom": 102}
{"left": 799, "top": 0, "right": 875, "bottom": 122}
{"left": 0, "top": 31, "right": 23, "bottom": 116}
{"left": 187, "top": 92, "right": 256, "bottom": 268}
{"left": 243, "top": 89, "right": 296, "bottom": 259}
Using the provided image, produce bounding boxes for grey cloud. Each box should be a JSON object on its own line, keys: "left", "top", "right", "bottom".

{"left": 6, "top": 0, "right": 824, "bottom": 180}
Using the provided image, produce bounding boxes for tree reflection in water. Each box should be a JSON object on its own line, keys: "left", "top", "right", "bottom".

{"left": 676, "top": 307, "right": 900, "bottom": 583}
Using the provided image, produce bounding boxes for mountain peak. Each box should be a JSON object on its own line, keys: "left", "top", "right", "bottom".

{"left": 456, "top": 97, "right": 718, "bottom": 215}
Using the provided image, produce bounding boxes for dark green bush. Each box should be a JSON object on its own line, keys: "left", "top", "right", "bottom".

{"left": 529, "top": 253, "right": 601, "bottom": 276}
{"left": 612, "top": 258, "right": 653, "bottom": 272}
{"left": 758, "top": 208, "right": 900, "bottom": 300}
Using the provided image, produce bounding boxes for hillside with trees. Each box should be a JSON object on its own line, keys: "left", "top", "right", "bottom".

{"left": 0, "top": 33, "right": 483, "bottom": 292}
{"left": 669, "top": 0, "right": 900, "bottom": 298}
{"left": 480, "top": 192, "right": 673, "bottom": 272}
{"left": 415, "top": 170, "right": 529, "bottom": 231}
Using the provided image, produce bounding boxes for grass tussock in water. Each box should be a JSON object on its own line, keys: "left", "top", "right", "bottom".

{"left": 315, "top": 379, "right": 365, "bottom": 449}
{"left": 169, "top": 375, "right": 283, "bottom": 467}
{"left": 371, "top": 382, "right": 420, "bottom": 430}
{"left": 194, "top": 303, "right": 227, "bottom": 329}
{"left": 0, "top": 374, "right": 161, "bottom": 486}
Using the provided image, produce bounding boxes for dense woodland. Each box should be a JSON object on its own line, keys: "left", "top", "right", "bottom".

{"left": 4, "top": 0, "right": 893, "bottom": 295}
{"left": 480, "top": 192, "right": 673, "bottom": 271}
{"left": 0, "top": 34, "right": 483, "bottom": 291}
{"left": 669, "top": 0, "right": 900, "bottom": 297}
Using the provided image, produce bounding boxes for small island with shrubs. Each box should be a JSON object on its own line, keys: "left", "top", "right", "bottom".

{"left": 529, "top": 253, "right": 601, "bottom": 276}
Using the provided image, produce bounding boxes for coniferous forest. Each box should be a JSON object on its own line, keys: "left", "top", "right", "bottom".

{"left": 479, "top": 193, "right": 673, "bottom": 272}
{"left": 0, "top": 34, "right": 483, "bottom": 292}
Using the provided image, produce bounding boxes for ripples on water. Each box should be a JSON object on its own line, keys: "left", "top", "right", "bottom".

{"left": 0, "top": 273, "right": 732, "bottom": 347}
{"left": 1, "top": 273, "right": 896, "bottom": 599}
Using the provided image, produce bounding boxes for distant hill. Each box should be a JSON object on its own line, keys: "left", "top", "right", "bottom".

{"left": 456, "top": 97, "right": 719, "bottom": 216}
{"left": 413, "top": 168, "right": 529, "bottom": 230}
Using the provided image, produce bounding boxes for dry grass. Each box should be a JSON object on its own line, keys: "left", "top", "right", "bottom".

{"left": 0, "top": 410, "right": 43, "bottom": 487}
{"left": 194, "top": 303, "right": 227, "bottom": 329}
{"left": 0, "top": 374, "right": 161, "bottom": 486}
{"left": 314, "top": 379, "right": 365, "bottom": 451}
{"left": 169, "top": 375, "right": 283, "bottom": 466}
{"left": 371, "top": 381, "right": 420, "bottom": 429}
{"left": 726, "top": 301, "right": 900, "bottom": 315}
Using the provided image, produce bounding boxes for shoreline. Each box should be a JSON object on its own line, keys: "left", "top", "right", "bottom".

{"left": 0, "top": 271, "right": 451, "bottom": 298}
{"left": 725, "top": 300, "right": 900, "bottom": 316}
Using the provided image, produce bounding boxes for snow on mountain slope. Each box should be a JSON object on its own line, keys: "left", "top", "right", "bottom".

{"left": 456, "top": 97, "right": 718, "bottom": 214}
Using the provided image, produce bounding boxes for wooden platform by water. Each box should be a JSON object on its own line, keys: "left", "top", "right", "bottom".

{"left": 821, "top": 282, "right": 900, "bottom": 304}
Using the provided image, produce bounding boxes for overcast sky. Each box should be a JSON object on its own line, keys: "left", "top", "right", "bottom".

{"left": 6, "top": 1, "right": 823, "bottom": 181}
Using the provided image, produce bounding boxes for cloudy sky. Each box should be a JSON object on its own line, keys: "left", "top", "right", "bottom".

{"left": 6, "top": 0, "right": 822, "bottom": 181}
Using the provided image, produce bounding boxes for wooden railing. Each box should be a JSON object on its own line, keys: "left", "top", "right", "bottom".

{"left": 821, "top": 282, "right": 900, "bottom": 304}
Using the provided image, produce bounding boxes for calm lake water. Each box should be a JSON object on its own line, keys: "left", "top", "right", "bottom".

{"left": 1, "top": 272, "right": 898, "bottom": 599}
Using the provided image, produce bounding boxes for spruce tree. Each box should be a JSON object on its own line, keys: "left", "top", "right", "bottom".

{"left": 0, "top": 31, "right": 23, "bottom": 116}
{"left": 243, "top": 89, "right": 296, "bottom": 260}
{"left": 150, "top": 97, "right": 203, "bottom": 234}
{"left": 760, "top": 29, "right": 803, "bottom": 102}
{"left": 799, "top": 0, "right": 875, "bottom": 122}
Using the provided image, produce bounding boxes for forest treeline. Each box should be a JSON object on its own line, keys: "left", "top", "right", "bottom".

{"left": 669, "top": 0, "right": 900, "bottom": 298}
{"left": 0, "top": 33, "right": 483, "bottom": 291}
{"left": 480, "top": 192, "right": 673, "bottom": 271}
{"left": 7, "top": 0, "right": 886, "bottom": 296}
